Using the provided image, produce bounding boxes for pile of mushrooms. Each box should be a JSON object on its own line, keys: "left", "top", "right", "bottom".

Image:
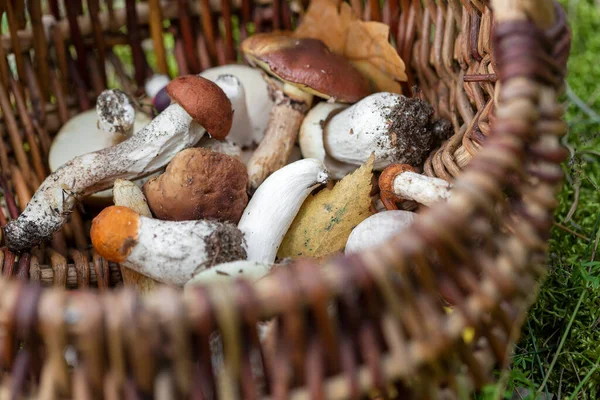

{"left": 3, "top": 29, "right": 456, "bottom": 291}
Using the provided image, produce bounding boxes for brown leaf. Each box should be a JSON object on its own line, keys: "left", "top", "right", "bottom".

{"left": 294, "top": 0, "right": 407, "bottom": 94}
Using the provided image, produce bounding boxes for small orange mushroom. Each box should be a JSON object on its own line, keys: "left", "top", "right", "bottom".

{"left": 378, "top": 164, "right": 417, "bottom": 210}
{"left": 379, "top": 163, "right": 453, "bottom": 210}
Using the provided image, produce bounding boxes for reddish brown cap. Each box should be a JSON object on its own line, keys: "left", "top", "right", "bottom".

{"left": 241, "top": 34, "right": 371, "bottom": 103}
{"left": 166, "top": 75, "right": 233, "bottom": 139}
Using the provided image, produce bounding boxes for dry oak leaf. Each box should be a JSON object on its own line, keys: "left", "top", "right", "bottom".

{"left": 294, "top": 0, "right": 407, "bottom": 94}
{"left": 277, "top": 155, "right": 374, "bottom": 259}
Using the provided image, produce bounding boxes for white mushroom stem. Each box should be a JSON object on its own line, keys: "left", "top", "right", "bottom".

{"left": 96, "top": 89, "right": 136, "bottom": 137}
{"left": 214, "top": 74, "right": 254, "bottom": 147}
{"left": 238, "top": 158, "right": 329, "bottom": 264}
{"left": 393, "top": 171, "right": 452, "bottom": 207}
{"left": 184, "top": 260, "right": 273, "bottom": 287}
{"left": 91, "top": 207, "right": 247, "bottom": 286}
{"left": 345, "top": 210, "right": 416, "bottom": 254}
{"left": 123, "top": 219, "right": 245, "bottom": 286}
{"left": 246, "top": 81, "right": 314, "bottom": 191}
{"left": 299, "top": 102, "right": 358, "bottom": 180}
{"left": 5, "top": 103, "right": 206, "bottom": 252}
{"left": 323, "top": 93, "right": 440, "bottom": 170}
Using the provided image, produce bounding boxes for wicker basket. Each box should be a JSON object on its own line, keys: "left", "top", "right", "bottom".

{"left": 0, "top": 0, "right": 570, "bottom": 398}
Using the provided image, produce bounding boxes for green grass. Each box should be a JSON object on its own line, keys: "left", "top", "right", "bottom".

{"left": 480, "top": 1, "right": 600, "bottom": 398}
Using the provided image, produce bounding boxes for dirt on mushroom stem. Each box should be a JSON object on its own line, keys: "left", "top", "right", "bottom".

{"left": 383, "top": 96, "right": 452, "bottom": 167}
{"left": 201, "top": 224, "right": 249, "bottom": 274}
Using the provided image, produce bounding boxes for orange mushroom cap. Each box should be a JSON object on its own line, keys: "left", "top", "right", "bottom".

{"left": 91, "top": 206, "right": 140, "bottom": 263}
{"left": 378, "top": 164, "right": 417, "bottom": 210}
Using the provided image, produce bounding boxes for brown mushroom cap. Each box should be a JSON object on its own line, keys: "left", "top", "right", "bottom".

{"left": 143, "top": 148, "right": 248, "bottom": 223}
{"left": 166, "top": 75, "right": 233, "bottom": 139}
{"left": 241, "top": 34, "right": 371, "bottom": 103}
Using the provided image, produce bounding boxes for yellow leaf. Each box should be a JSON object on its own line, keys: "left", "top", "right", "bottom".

{"left": 278, "top": 155, "right": 374, "bottom": 259}
{"left": 294, "top": 0, "right": 407, "bottom": 94}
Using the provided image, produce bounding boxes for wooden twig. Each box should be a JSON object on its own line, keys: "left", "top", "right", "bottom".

{"left": 463, "top": 73, "right": 498, "bottom": 82}
{"left": 553, "top": 222, "right": 590, "bottom": 242}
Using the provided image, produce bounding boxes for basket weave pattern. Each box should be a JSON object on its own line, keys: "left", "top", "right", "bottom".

{"left": 0, "top": 0, "right": 570, "bottom": 398}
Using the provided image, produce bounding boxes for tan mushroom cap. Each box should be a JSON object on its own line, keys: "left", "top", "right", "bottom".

{"left": 143, "top": 148, "right": 249, "bottom": 224}
{"left": 166, "top": 75, "right": 233, "bottom": 139}
{"left": 241, "top": 34, "right": 371, "bottom": 103}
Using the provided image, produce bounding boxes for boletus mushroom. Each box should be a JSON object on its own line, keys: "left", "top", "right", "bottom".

{"left": 300, "top": 93, "right": 453, "bottom": 177}
{"left": 91, "top": 206, "right": 246, "bottom": 286}
{"left": 5, "top": 75, "right": 232, "bottom": 253}
{"left": 144, "top": 148, "right": 248, "bottom": 224}
{"left": 241, "top": 33, "right": 371, "bottom": 190}
{"left": 238, "top": 158, "right": 329, "bottom": 264}
{"left": 49, "top": 89, "right": 153, "bottom": 203}
{"left": 379, "top": 164, "right": 452, "bottom": 209}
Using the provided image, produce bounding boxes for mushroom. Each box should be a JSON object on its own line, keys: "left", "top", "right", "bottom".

{"left": 379, "top": 164, "right": 452, "bottom": 209}
{"left": 299, "top": 102, "right": 356, "bottom": 179}
{"left": 238, "top": 158, "right": 329, "bottom": 264}
{"left": 144, "top": 148, "right": 248, "bottom": 224}
{"left": 303, "top": 92, "right": 452, "bottom": 173}
{"left": 241, "top": 34, "right": 371, "bottom": 190}
{"left": 345, "top": 210, "right": 416, "bottom": 253}
{"left": 146, "top": 70, "right": 262, "bottom": 147}
{"left": 48, "top": 89, "right": 154, "bottom": 203}
{"left": 144, "top": 74, "right": 171, "bottom": 114}
{"left": 5, "top": 75, "right": 232, "bottom": 253}
{"left": 91, "top": 206, "right": 247, "bottom": 286}
{"left": 199, "top": 64, "right": 274, "bottom": 146}
{"left": 113, "top": 179, "right": 153, "bottom": 218}
{"left": 112, "top": 179, "right": 160, "bottom": 292}
{"left": 184, "top": 260, "right": 273, "bottom": 287}
{"left": 95, "top": 89, "right": 138, "bottom": 136}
